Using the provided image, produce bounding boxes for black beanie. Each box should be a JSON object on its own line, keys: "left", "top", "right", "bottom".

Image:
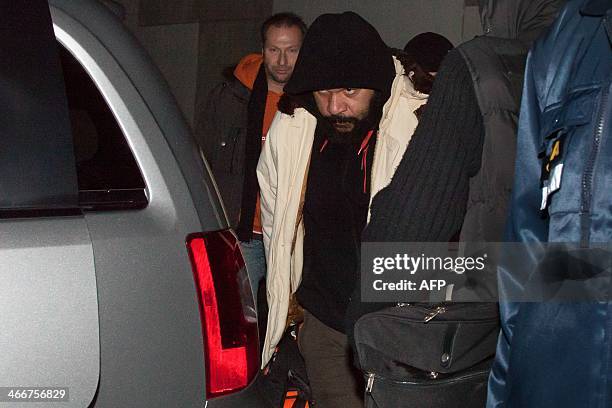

{"left": 403, "top": 32, "right": 453, "bottom": 73}
{"left": 284, "top": 12, "right": 395, "bottom": 95}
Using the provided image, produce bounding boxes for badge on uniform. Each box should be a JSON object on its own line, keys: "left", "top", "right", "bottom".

{"left": 539, "top": 135, "right": 565, "bottom": 212}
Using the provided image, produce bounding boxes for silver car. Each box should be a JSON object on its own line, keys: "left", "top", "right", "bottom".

{"left": 0, "top": 0, "right": 265, "bottom": 406}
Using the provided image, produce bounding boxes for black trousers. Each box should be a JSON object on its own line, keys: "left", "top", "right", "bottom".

{"left": 298, "top": 310, "right": 364, "bottom": 407}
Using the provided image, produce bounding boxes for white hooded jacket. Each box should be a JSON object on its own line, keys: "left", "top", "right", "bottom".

{"left": 256, "top": 56, "right": 427, "bottom": 367}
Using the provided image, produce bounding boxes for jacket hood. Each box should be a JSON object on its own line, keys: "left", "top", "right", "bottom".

{"left": 278, "top": 53, "right": 421, "bottom": 117}
{"left": 478, "top": 0, "right": 565, "bottom": 44}
{"left": 284, "top": 11, "right": 395, "bottom": 96}
{"left": 233, "top": 53, "right": 263, "bottom": 90}
{"left": 279, "top": 55, "right": 423, "bottom": 144}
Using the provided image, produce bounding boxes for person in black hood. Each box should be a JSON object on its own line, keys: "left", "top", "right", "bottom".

{"left": 281, "top": 11, "right": 395, "bottom": 145}
{"left": 256, "top": 11, "right": 426, "bottom": 408}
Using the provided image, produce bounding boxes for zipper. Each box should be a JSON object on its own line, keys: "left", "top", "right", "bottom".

{"left": 381, "top": 303, "right": 498, "bottom": 323}
{"left": 424, "top": 306, "right": 447, "bottom": 323}
{"left": 364, "top": 369, "right": 489, "bottom": 388}
{"left": 365, "top": 311, "right": 498, "bottom": 325}
{"left": 366, "top": 372, "right": 375, "bottom": 394}
{"left": 580, "top": 85, "right": 610, "bottom": 246}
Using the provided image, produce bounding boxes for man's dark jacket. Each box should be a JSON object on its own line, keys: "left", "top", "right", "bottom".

{"left": 488, "top": 1, "right": 612, "bottom": 407}
{"left": 196, "top": 73, "right": 249, "bottom": 228}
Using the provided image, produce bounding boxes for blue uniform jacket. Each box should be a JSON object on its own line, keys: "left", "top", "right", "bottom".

{"left": 487, "top": 0, "right": 612, "bottom": 407}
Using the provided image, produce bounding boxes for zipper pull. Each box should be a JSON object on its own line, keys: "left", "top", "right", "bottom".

{"left": 365, "top": 372, "right": 375, "bottom": 394}
{"left": 424, "top": 306, "right": 446, "bottom": 323}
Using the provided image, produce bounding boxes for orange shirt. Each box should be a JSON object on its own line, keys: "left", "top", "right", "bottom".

{"left": 252, "top": 92, "right": 281, "bottom": 234}
{"left": 234, "top": 54, "right": 282, "bottom": 235}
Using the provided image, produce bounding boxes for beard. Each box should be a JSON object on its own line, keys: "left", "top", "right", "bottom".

{"left": 321, "top": 115, "right": 373, "bottom": 145}
{"left": 320, "top": 95, "right": 382, "bottom": 145}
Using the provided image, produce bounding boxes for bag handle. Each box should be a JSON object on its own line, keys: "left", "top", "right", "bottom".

{"left": 441, "top": 322, "right": 458, "bottom": 369}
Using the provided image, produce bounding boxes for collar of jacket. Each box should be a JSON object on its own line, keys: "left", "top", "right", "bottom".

{"left": 378, "top": 56, "right": 418, "bottom": 134}
{"left": 581, "top": 0, "right": 611, "bottom": 16}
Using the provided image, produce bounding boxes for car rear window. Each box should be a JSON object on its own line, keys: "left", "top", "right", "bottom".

{"left": 58, "top": 44, "right": 148, "bottom": 211}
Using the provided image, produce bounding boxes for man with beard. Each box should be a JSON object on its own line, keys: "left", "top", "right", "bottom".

{"left": 257, "top": 12, "right": 427, "bottom": 407}
{"left": 196, "top": 13, "right": 306, "bottom": 300}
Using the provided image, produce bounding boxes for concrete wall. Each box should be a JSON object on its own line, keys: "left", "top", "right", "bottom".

{"left": 136, "top": 23, "right": 199, "bottom": 126}
{"left": 273, "top": 0, "right": 482, "bottom": 48}
{"left": 102, "top": 0, "right": 200, "bottom": 127}
{"left": 102, "top": 0, "right": 274, "bottom": 128}
{"left": 101, "top": 0, "right": 482, "bottom": 131}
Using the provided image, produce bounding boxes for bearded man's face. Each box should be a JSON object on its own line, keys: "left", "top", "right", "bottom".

{"left": 314, "top": 88, "right": 376, "bottom": 137}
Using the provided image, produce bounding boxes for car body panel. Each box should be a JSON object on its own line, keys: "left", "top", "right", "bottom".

{"left": 0, "top": 0, "right": 264, "bottom": 405}
{"left": 45, "top": 1, "right": 264, "bottom": 406}
{"left": 0, "top": 217, "right": 99, "bottom": 407}
{"left": 52, "top": 5, "right": 207, "bottom": 407}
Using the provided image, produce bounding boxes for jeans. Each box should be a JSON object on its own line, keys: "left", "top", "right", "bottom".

{"left": 239, "top": 238, "right": 267, "bottom": 302}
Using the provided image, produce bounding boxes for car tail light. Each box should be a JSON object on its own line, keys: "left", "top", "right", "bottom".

{"left": 187, "top": 230, "right": 259, "bottom": 398}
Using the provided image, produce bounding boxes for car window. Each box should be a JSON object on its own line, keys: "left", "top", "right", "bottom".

{"left": 0, "top": 5, "right": 78, "bottom": 216}
{"left": 58, "top": 44, "right": 148, "bottom": 211}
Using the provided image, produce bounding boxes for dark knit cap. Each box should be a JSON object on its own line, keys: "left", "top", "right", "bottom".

{"left": 403, "top": 32, "right": 453, "bottom": 73}
{"left": 284, "top": 11, "right": 395, "bottom": 95}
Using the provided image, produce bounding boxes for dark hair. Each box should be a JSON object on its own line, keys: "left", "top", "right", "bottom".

{"left": 393, "top": 49, "right": 436, "bottom": 95}
{"left": 395, "top": 32, "right": 453, "bottom": 94}
{"left": 260, "top": 12, "right": 307, "bottom": 45}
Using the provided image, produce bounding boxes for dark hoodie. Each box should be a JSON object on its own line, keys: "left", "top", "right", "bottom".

{"left": 478, "top": 0, "right": 564, "bottom": 44}
{"left": 282, "top": 12, "right": 396, "bottom": 332}
{"left": 284, "top": 11, "right": 394, "bottom": 97}
{"left": 280, "top": 11, "right": 395, "bottom": 131}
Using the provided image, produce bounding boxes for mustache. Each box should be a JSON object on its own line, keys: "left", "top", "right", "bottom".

{"left": 324, "top": 115, "right": 359, "bottom": 125}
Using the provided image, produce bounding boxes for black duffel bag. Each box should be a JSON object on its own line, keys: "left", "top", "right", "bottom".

{"left": 354, "top": 302, "right": 499, "bottom": 408}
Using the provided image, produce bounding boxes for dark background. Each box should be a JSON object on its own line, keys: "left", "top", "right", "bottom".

{"left": 100, "top": 0, "right": 482, "bottom": 132}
